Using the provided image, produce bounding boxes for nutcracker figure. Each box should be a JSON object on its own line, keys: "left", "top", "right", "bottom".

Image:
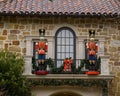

{"left": 34, "top": 29, "right": 48, "bottom": 75}
{"left": 86, "top": 30, "right": 99, "bottom": 75}
{"left": 86, "top": 38, "right": 98, "bottom": 65}
{"left": 35, "top": 37, "right": 48, "bottom": 70}
{"left": 63, "top": 57, "right": 73, "bottom": 72}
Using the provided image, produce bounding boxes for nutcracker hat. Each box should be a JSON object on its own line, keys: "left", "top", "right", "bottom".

{"left": 89, "top": 30, "right": 95, "bottom": 38}
{"left": 39, "top": 29, "right": 45, "bottom": 36}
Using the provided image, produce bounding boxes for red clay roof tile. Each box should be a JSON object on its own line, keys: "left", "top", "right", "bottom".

{"left": 0, "top": 0, "right": 120, "bottom": 16}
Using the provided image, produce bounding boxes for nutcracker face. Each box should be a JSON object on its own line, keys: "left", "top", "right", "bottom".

{"left": 40, "top": 37, "right": 44, "bottom": 41}
{"left": 90, "top": 38, "right": 94, "bottom": 41}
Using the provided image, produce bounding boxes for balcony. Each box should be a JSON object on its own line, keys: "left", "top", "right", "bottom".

{"left": 25, "top": 56, "right": 114, "bottom": 96}
{"left": 32, "top": 58, "right": 101, "bottom": 74}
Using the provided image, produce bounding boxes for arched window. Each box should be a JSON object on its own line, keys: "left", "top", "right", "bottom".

{"left": 55, "top": 27, "right": 76, "bottom": 67}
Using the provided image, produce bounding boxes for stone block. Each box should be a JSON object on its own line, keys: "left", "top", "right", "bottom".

{"left": 0, "top": 23, "right": 4, "bottom": 28}
{"left": 85, "top": 18, "right": 92, "bottom": 23}
{"left": 33, "top": 19, "right": 40, "bottom": 23}
{"left": 100, "top": 32, "right": 108, "bottom": 35}
{"left": 49, "top": 25, "right": 54, "bottom": 30}
{"left": 8, "top": 35, "right": 17, "bottom": 40}
{"left": 118, "top": 26, "right": 120, "bottom": 30}
{"left": 2, "top": 30, "right": 7, "bottom": 35}
{"left": 82, "top": 29, "right": 87, "bottom": 32}
{"left": 78, "top": 24, "right": 84, "bottom": 28}
{"left": 5, "top": 23, "right": 13, "bottom": 29}
{"left": 118, "top": 47, "right": 120, "bottom": 51}
{"left": 109, "top": 30, "right": 116, "bottom": 34}
{"left": 92, "top": 24, "right": 98, "bottom": 28}
{"left": 22, "top": 48, "right": 26, "bottom": 54}
{"left": 12, "top": 41, "right": 20, "bottom": 45}
{"left": 117, "top": 36, "right": 120, "bottom": 40}
{"left": 10, "top": 30, "right": 20, "bottom": 34}
{"left": 3, "top": 17, "right": 9, "bottom": 22}
{"left": 0, "top": 36, "right": 6, "bottom": 40}
{"left": 14, "top": 24, "right": 19, "bottom": 29}
{"left": 32, "top": 25, "right": 35, "bottom": 30}
{"left": 99, "top": 25, "right": 104, "bottom": 29}
{"left": 80, "top": 19, "right": 85, "bottom": 23}
{"left": 0, "top": 41, "right": 3, "bottom": 45}
{"left": 112, "top": 35, "right": 117, "bottom": 40}
{"left": 96, "top": 29, "right": 103, "bottom": 33}
{"left": 4, "top": 43, "right": 8, "bottom": 50}
{"left": 9, "top": 46, "right": 21, "bottom": 52}
{"left": 10, "top": 18, "right": 17, "bottom": 23}
{"left": 109, "top": 47, "right": 117, "bottom": 52}
{"left": 20, "top": 19, "right": 27, "bottom": 24}
{"left": 85, "top": 23, "right": 91, "bottom": 28}
{"left": 117, "top": 72, "right": 120, "bottom": 77}
{"left": 18, "top": 35, "right": 25, "bottom": 40}
{"left": 116, "top": 92, "right": 120, "bottom": 96}
{"left": 19, "top": 25, "right": 25, "bottom": 29}
{"left": 23, "top": 32, "right": 30, "bottom": 36}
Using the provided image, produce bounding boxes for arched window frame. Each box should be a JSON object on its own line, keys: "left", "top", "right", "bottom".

{"left": 55, "top": 27, "right": 76, "bottom": 67}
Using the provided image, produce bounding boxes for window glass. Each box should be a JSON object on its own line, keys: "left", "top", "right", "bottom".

{"left": 66, "top": 38, "right": 70, "bottom": 45}
{"left": 55, "top": 27, "right": 75, "bottom": 67}
{"left": 69, "top": 32, "right": 73, "bottom": 37}
{"left": 70, "top": 38, "right": 73, "bottom": 45}
{"left": 62, "top": 30, "right": 66, "bottom": 37}
{"left": 57, "top": 38, "right": 61, "bottom": 45}
{"left": 66, "top": 30, "right": 70, "bottom": 37}
{"left": 66, "top": 46, "right": 70, "bottom": 52}
{"left": 57, "top": 31, "right": 62, "bottom": 37}
{"left": 61, "top": 38, "right": 65, "bottom": 45}
{"left": 57, "top": 53, "right": 61, "bottom": 59}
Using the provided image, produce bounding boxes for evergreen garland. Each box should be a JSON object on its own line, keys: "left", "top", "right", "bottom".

{"left": 28, "top": 79, "right": 109, "bottom": 87}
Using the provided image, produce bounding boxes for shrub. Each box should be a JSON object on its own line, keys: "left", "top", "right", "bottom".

{"left": 0, "top": 50, "right": 31, "bottom": 96}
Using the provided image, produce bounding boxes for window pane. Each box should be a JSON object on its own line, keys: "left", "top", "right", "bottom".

{"left": 57, "top": 53, "right": 61, "bottom": 59}
{"left": 62, "top": 38, "right": 65, "bottom": 45}
{"left": 66, "top": 30, "right": 70, "bottom": 37}
{"left": 61, "top": 46, "right": 65, "bottom": 52}
{"left": 66, "top": 53, "right": 70, "bottom": 58}
{"left": 62, "top": 30, "right": 66, "bottom": 37}
{"left": 61, "top": 53, "right": 65, "bottom": 59}
{"left": 70, "top": 46, "right": 73, "bottom": 52}
{"left": 66, "top": 38, "right": 70, "bottom": 45}
{"left": 70, "top": 32, "right": 73, "bottom": 37}
{"left": 57, "top": 61, "right": 61, "bottom": 67}
{"left": 66, "top": 46, "right": 69, "bottom": 52}
{"left": 57, "top": 46, "right": 61, "bottom": 52}
{"left": 70, "top": 53, "right": 74, "bottom": 58}
{"left": 70, "top": 38, "right": 73, "bottom": 45}
{"left": 57, "top": 38, "right": 61, "bottom": 45}
{"left": 57, "top": 32, "right": 62, "bottom": 37}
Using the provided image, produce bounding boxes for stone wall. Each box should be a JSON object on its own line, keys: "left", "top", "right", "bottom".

{"left": 0, "top": 16, "right": 120, "bottom": 96}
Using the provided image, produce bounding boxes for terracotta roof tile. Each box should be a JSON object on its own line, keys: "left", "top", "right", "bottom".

{"left": 0, "top": 0, "right": 120, "bottom": 16}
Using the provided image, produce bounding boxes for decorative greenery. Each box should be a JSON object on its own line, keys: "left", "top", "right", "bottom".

{"left": 51, "top": 66, "right": 64, "bottom": 74}
{"left": 45, "top": 58, "right": 54, "bottom": 68}
{"left": 32, "top": 56, "right": 37, "bottom": 71}
{"left": 0, "top": 50, "right": 31, "bottom": 96}
{"left": 84, "top": 57, "right": 101, "bottom": 71}
{"left": 28, "top": 78, "right": 109, "bottom": 87}
{"left": 32, "top": 57, "right": 101, "bottom": 74}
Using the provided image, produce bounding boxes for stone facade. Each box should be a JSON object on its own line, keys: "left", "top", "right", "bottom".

{"left": 0, "top": 16, "right": 120, "bottom": 96}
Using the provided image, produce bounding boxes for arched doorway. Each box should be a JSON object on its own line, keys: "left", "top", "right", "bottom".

{"left": 50, "top": 91, "right": 82, "bottom": 96}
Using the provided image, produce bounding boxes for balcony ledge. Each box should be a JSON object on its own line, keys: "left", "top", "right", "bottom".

{"left": 25, "top": 74, "right": 115, "bottom": 80}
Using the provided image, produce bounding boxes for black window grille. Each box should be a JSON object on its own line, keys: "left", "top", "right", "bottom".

{"left": 55, "top": 27, "right": 76, "bottom": 67}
